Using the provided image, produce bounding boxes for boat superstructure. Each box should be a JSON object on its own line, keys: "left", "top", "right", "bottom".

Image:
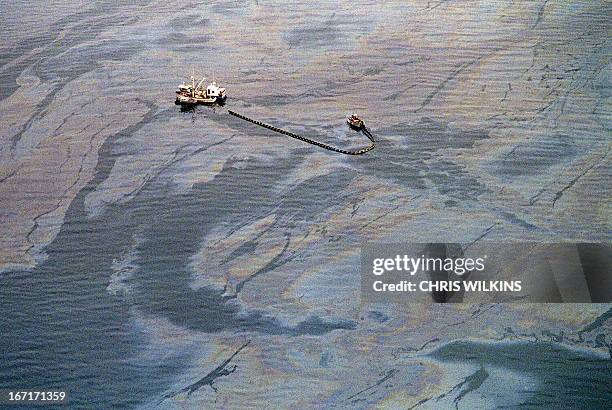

{"left": 347, "top": 114, "right": 364, "bottom": 129}
{"left": 175, "top": 71, "right": 227, "bottom": 105}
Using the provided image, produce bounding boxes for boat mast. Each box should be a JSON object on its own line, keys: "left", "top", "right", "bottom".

{"left": 191, "top": 67, "right": 195, "bottom": 97}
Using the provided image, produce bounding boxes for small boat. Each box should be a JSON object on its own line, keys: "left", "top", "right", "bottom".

{"left": 347, "top": 114, "right": 364, "bottom": 129}
{"left": 175, "top": 71, "right": 227, "bottom": 105}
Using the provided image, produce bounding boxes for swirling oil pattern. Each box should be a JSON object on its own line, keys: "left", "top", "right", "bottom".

{"left": 0, "top": 1, "right": 610, "bottom": 408}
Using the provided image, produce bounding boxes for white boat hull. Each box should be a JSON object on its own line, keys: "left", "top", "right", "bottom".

{"left": 175, "top": 93, "right": 226, "bottom": 105}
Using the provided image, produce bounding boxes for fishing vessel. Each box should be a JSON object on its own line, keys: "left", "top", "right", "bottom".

{"left": 175, "top": 71, "right": 227, "bottom": 105}
{"left": 347, "top": 114, "right": 364, "bottom": 129}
